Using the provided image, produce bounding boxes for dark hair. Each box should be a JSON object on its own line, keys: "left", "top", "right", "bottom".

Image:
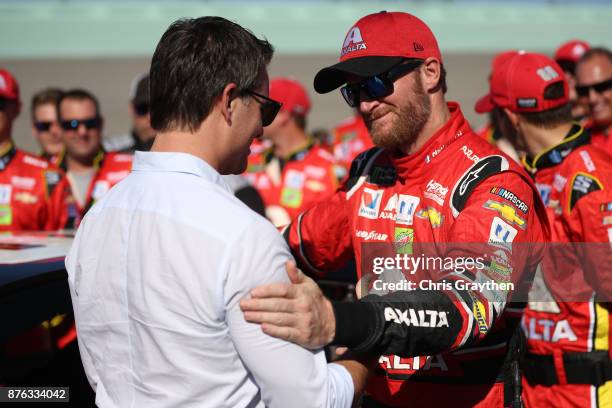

{"left": 519, "top": 102, "right": 572, "bottom": 128}
{"left": 293, "top": 114, "right": 307, "bottom": 131}
{"left": 57, "top": 89, "right": 101, "bottom": 120}
{"left": 578, "top": 47, "right": 612, "bottom": 67}
{"left": 439, "top": 64, "right": 448, "bottom": 94}
{"left": 30, "top": 88, "right": 64, "bottom": 120}
{"left": 150, "top": 16, "right": 274, "bottom": 133}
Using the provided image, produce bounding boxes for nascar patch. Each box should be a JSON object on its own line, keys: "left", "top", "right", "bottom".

{"left": 489, "top": 187, "right": 528, "bottom": 214}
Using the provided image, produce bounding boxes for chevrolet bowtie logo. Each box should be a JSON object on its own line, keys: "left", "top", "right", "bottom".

{"left": 416, "top": 207, "right": 443, "bottom": 228}
{"left": 483, "top": 200, "right": 526, "bottom": 229}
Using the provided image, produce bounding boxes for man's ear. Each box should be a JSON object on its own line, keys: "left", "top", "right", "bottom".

{"left": 503, "top": 108, "right": 520, "bottom": 129}
{"left": 421, "top": 57, "right": 442, "bottom": 93}
{"left": 219, "top": 83, "right": 238, "bottom": 125}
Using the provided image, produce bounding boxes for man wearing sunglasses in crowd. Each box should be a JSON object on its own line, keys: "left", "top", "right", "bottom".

{"left": 554, "top": 39, "right": 591, "bottom": 122}
{"left": 56, "top": 89, "right": 132, "bottom": 228}
{"left": 576, "top": 47, "right": 612, "bottom": 155}
{"left": 241, "top": 11, "right": 549, "bottom": 407}
{"left": 104, "top": 73, "right": 157, "bottom": 154}
{"left": 0, "top": 69, "right": 70, "bottom": 231}
{"left": 30, "top": 87, "right": 65, "bottom": 161}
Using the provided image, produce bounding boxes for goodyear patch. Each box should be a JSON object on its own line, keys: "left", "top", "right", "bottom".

{"left": 489, "top": 187, "right": 528, "bottom": 214}
{"left": 280, "top": 188, "right": 303, "bottom": 208}
{"left": 394, "top": 227, "right": 414, "bottom": 255}
{"left": 483, "top": 200, "right": 526, "bottom": 230}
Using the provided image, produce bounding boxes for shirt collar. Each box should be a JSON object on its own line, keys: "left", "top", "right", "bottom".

{"left": 522, "top": 123, "right": 589, "bottom": 172}
{"left": 132, "top": 151, "right": 231, "bottom": 192}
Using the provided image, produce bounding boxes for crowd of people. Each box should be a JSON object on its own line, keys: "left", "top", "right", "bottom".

{"left": 2, "top": 8, "right": 612, "bottom": 408}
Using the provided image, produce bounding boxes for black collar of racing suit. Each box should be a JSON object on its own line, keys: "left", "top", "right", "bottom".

{"left": 522, "top": 123, "right": 590, "bottom": 172}
{"left": 0, "top": 140, "right": 17, "bottom": 171}
{"left": 276, "top": 139, "right": 315, "bottom": 171}
{"left": 56, "top": 147, "right": 106, "bottom": 173}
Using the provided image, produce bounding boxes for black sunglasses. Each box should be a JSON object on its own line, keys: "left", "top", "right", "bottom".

{"left": 134, "top": 103, "right": 149, "bottom": 116}
{"left": 340, "top": 59, "right": 424, "bottom": 108}
{"left": 60, "top": 117, "right": 101, "bottom": 131}
{"left": 243, "top": 90, "right": 282, "bottom": 127}
{"left": 576, "top": 78, "right": 612, "bottom": 97}
{"left": 34, "top": 121, "right": 54, "bottom": 131}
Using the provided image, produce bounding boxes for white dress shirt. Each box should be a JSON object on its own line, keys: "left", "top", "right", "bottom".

{"left": 66, "top": 151, "right": 353, "bottom": 408}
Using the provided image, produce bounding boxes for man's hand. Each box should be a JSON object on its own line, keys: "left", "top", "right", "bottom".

{"left": 240, "top": 261, "right": 336, "bottom": 349}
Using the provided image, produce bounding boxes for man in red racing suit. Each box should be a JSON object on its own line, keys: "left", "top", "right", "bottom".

{"left": 243, "top": 12, "right": 549, "bottom": 408}
{"left": 476, "top": 51, "right": 612, "bottom": 407}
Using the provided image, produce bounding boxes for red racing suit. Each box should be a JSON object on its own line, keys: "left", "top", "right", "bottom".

{"left": 520, "top": 125, "right": 612, "bottom": 407}
{"left": 0, "top": 141, "right": 70, "bottom": 231}
{"left": 331, "top": 114, "right": 374, "bottom": 169}
{"left": 244, "top": 141, "right": 345, "bottom": 226}
{"left": 585, "top": 120, "right": 612, "bottom": 156}
{"left": 56, "top": 149, "right": 132, "bottom": 228}
{"left": 284, "top": 103, "right": 549, "bottom": 407}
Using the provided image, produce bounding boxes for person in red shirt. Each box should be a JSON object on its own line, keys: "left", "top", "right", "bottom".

{"left": 330, "top": 112, "right": 373, "bottom": 169}
{"left": 56, "top": 89, "right": 132, "bottom": 228}
{"left": 476, "top": 51, "right": 612, "bottom": 407}
{"left": 241, "top": 12, "right": 548, "bottom": 407}
{"left": 0, "top": 69, "right": 69, "bottom": 231}
{"left": 554, "top": 39, "right": 591, "bottom": 122}
{"left": 576, "top": 47, "right": 612, "bottom": 154}
{"left": 246, "top": 77, "right": 345, "bottom": 226}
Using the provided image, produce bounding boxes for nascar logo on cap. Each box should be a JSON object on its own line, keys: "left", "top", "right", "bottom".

{"left": 341, "top": 26, "right": 367, "bottom": 57}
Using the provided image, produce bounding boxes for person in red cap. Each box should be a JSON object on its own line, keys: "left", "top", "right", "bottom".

{"left": 576, "top": 47, "right": 612, "bottom": 155}
{"left": 244, "top": 77, "right": 345, "bottom": 226}
{"left": 0, "top": 68, "right": 70, "bottom": 231}
{"left": 476, "top": 51, "right": 612, "bottom": 408}
{"left": 475, "top": 50, "right": 521, "bottom": 162}
{"left": 240, "top": 11, "right": 548, "bottom": 407}
{"left": 554, "top": 39, "right": 591, "bottom": 121}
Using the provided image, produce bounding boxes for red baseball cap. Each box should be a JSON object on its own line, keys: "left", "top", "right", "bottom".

{"left": 554, "top": 39, "right": 590, "bottom": 64}
{"left": 269, "top": 77, "right": 311, "bottom": 116}
{"left": 474, "top": 50, "right": 520, "bottom": 113}
{"left": 313, "top": 11, "right": 442, "bottom": 93}
{"left": 475, "top": 52, "right": 569, "bottom": 114}
{"left": 0, "top": 69, "right": 20, "bottom": 102}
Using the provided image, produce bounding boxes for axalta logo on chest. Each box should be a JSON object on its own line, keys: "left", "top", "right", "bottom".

{"left": 522, "top": 317, "right": 577, "bottom": 343}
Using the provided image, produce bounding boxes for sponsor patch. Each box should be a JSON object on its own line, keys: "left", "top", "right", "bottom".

{"left": 553, "top": 174, "right": 567, "bottom": 192}
{"left": 396, "top": 195, "right": 420, "bottom": 225}
{"left": 536, "top": 183, "right": 552, "bottom": 206}
{"left": 424, "top": 179, "right": 448, "bottom": 206}
{"left": 579, "top": 151, "right": 596, "bottom": 172}
{"left": 280, "top": 188, "right": 303, "bottom": 208}
{"left": 601, "top": 202, "right": 612, "bottom": 212}
{"left": 23, "top": 154, "right": 48, "bottom": 168}
{"left": 0, "top": 205, "right": 12, "bottom": 225}
{"left": 14, "top": 192, "right": 38, "bottom": 204}
{"left": 517, "top": 98, "right": 537, "bottom": 108}
{"left": 484, "top": 250, "right": 513, "bottom": 283}
{"left": 355, "top": 230, "right": 388, "bottom": 241}
{"left": 489, "top": 187, "right": 528, "bottom": 214}
{"left": 304, "top": 180, "right": 326, "bottom": 192}
{"left": 488, "top": 216, "right": 518, "bottom": 251}
{"left": 384, "top": 307, "right": 449, "bottom": 328}
{"left": 461, "top": 145, "right": 480, "bottom": 163}
{"left": 284, "top": 169, "right": 305, "bottom": 189}
{"left": 416, "top": 207, "right": 444, "bottom": 228}
{"left": 11, "top": 176, "right": 36, "bottom": 190}
{"left": 483, "top": 200, "right": 526, "bottom": 229}
{"left": 0, "top": 184, "right": 12, "bottom": 204}
{"left": 341, "top": 26, "right": 367, "bottom": 56}
{"left": 394, "top": 227, "right": 414, "bottom": 255}
{"left": 359, "top": 188, "right": 384, "bottom": 219}
{"left": 569, "top": 173, "right": 602, "bottom": 211}
{"left": 304, "top": 165, "right": 326, "bottom": 179}
{"left": 603, "top": 215, "right": 612, "bottom": 226}
{"left": 472, "top": 297, "right": 489, "bottom": 334}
